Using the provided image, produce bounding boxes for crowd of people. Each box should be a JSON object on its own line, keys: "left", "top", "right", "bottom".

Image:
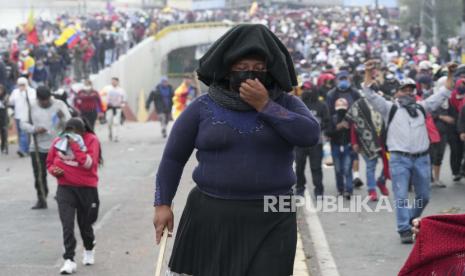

{"left": 3, "top": 2, "right": 465, "bottom": 275}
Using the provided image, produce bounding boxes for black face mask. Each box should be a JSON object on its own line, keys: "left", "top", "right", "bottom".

{"left": 302, "top": 89, "right": 319, "bottom": 102}
{"left": 336, "top": 109, "right": 347, "bottom": 120}
{"left": 229, "top": 71, "right": 273, "bottom": 93}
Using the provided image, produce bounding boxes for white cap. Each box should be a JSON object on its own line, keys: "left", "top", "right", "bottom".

{"left": 17, "top": 77, "right": 28, "bottom": 86}
{"left": 399, "top": 78, "right": 416, "bottom": 90}
{"left": 419, "top": 60, "right": 432, "bottom": 70}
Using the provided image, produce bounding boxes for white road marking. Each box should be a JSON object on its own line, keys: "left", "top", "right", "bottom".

{"left": 294, "top": 232, "right": 310, "bottom": 276}
{"left": 303, "top": 190, "right": 340, "bottom": 276}
{"left": 94, "top": 204, "right": 122, "bottom": 231}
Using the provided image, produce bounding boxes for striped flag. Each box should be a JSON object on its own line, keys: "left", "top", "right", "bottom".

{"left": 24, "top": 10, "right": 39, "bottom": 46}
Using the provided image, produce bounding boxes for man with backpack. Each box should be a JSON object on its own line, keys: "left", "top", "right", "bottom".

{"left": 362, "top": 60, "right": 456, "bottom": 244}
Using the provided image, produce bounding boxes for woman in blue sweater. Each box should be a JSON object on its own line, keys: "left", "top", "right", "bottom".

{"left": 153, "top": 24, "right": 320, "bottom": 276}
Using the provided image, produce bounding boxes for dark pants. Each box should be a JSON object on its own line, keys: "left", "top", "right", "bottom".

{"left": 430, "top": 139, "right": 447, "bottom": 166}
{"left": 81, "top": 111, "right": 98, "bottom": 131}
{"left": 295, "top": 144, "right": 324, "bottom": 197}
{"left": 448, "top": 132, "right": 465, "bottom": 175}
{"left": 57, "top": 185, "right": 99, "bottom": 260}
{"left": 0, "top": 108, "right": 8, "bottom": 152}
{"left": 31, "top": 152, "right": 48, "bottom": 200}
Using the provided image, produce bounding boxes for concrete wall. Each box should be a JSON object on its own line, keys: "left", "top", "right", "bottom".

{"left": 89, "top": 23, "right": 232, "bottom": 114}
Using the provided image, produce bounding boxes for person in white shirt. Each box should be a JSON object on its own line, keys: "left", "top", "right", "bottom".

{"left": 20, "top": 86, "right": 71, "bottom": 209}
{"left": 8, "top": 77, "right": 36, "bottom": 157}
{"left": 103, "top": 77, "right": 126, "bottom": 142}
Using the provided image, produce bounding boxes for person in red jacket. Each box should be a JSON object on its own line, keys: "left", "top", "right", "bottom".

{"left": 47, "top": 117, "right": 102, "bottom": 274}
{"left": 74, "top": 79, "right": 104, "bottom": 130}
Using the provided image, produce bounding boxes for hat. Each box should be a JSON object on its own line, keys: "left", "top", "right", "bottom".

{"left": 302, "top": 81, "right": 312, "bottom": 90}
{"left": 17, "top": 77, "right": 28, "bottom": 86}
{"left": 336, "top": 70, "right": 349, "bottom": 79}
{"left": 197, "top": 24, "right": 297, "bottom": 92}
{"left": 335, "top": 98, "right": 349, "bottom": 110}
{"left": 399, "top": 78, "right": 416, "bottom": 90}
{"left": 454, "top": 64, "right": 465, "bottom": 78}
{"left": 419, "top": 60, "right": 432, "bottom": 71}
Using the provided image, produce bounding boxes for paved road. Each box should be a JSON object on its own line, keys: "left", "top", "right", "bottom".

{"left": 1, "top": 123, "right": 185, "bottom": 276}
{"left": 302, "top": 148, "right": 465, "bottom": 276}
{"left": 4, "top": 121, "right": 462, "bottom": 276}
{"left": 0, "top": 122, "right": 309, "bottom": 276}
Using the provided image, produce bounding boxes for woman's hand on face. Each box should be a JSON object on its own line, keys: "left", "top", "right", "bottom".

{"left": 154, "top": 205, "right": 174, "bottom": 245}
{"left": 239, "top": 79, "right": 270, "bottom": 112}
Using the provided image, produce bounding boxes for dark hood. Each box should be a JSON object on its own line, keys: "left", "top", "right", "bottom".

{"left": 197, "top": 24, "right": 297, "bottom": 92}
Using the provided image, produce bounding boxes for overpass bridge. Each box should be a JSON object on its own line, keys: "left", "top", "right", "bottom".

{"left": 89, "top": 22, "right": 234, "bottom": 121}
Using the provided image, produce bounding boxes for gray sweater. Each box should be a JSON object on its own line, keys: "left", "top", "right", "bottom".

{"left": 20, "top": 99, "right": 71, "bottom": 153}
{"left": 362, "top": 85, "right": 451, "bottom": 154}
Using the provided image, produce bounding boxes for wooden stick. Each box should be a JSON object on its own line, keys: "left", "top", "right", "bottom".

{"left": 155, "top": 226, "right": 169, "bottom": 276}
{"left": 155, "top": 205, "right": 173, "bottom": 276}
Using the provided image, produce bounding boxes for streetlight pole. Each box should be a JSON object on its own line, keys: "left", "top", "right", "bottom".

{"left": 462, "top": 0, "right": 465, "bottom": 62}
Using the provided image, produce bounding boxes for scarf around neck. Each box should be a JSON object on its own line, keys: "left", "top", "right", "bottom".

{"left": 207, "top": 84, "right": 284, "bottom": 111}
{"left": 397, "top": 96, "right": 419, "bottom": 118}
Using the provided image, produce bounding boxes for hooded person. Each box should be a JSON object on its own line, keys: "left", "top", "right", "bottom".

{"left": 8, "top": 77, "right": 36, "bottom": 156}
{"left": 146, "top": 76, "right": 174, "bottom": 138}
{"left": 74, "top": 79, "right": 104, "bottom": 130}
{"left": 153, "top": 24, "right": 320, "bottom": 276}
{"left": 449, "top": 78, "right": 465, "bottom": 113}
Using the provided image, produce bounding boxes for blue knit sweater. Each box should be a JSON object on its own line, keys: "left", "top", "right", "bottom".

{"left": 154, "top": 94, "right": 320, "bottom": 206}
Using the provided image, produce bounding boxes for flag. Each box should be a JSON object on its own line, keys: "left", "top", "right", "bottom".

{"left": 55, "top": 27, "right": 77, "bottom": 47}
{"left": 106, "top": 1, "right": 115, "bottom": 15}
{"left": 24, "top": 10, "right": 39, "bottom": 46}
{"left": 67, "top": 32, "right": 81, "bottom": 49}
{"left": 249, "top": 2, "right": 259, "bottom": 16}
{"left": 172, "top": 82, "right": 190, "bottom": 120}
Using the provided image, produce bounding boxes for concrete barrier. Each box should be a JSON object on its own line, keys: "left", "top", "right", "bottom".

{"left": 89, "top": 22, "right": 233, "bottom": 120}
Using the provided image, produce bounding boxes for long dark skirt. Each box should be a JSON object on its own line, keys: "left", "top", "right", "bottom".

{"left": 168, "top": 187, "right": 297, "bottom": 276}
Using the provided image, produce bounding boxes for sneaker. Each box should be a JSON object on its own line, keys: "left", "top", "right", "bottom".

{"left": 377, "top": 181, "right": 389, "bottom": 196}
{"left": 353, "top": 178, "right": 364, "bottom": 188}
{"left": 453, "top": 175, "right": 462, "bottom": 182}
{"left": 31, "top": 200, "right": 47, "bottom": 210}
{"left": 432, "top": 180, "right": 447, "bottom": 188}
{"left": 60, "top": 259, "right": 77, "bottom": 274}
{"left": 17, "top": 150, "right": 25, "bottom": 158}
{"left": 82, "top": 249, "right": 95, "bottom": 266}
{"left": 368, "top": 190, "right": 378, "bottom": 201}
{"left": 400, "top": 230, "right": 414, "bottom": 244}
